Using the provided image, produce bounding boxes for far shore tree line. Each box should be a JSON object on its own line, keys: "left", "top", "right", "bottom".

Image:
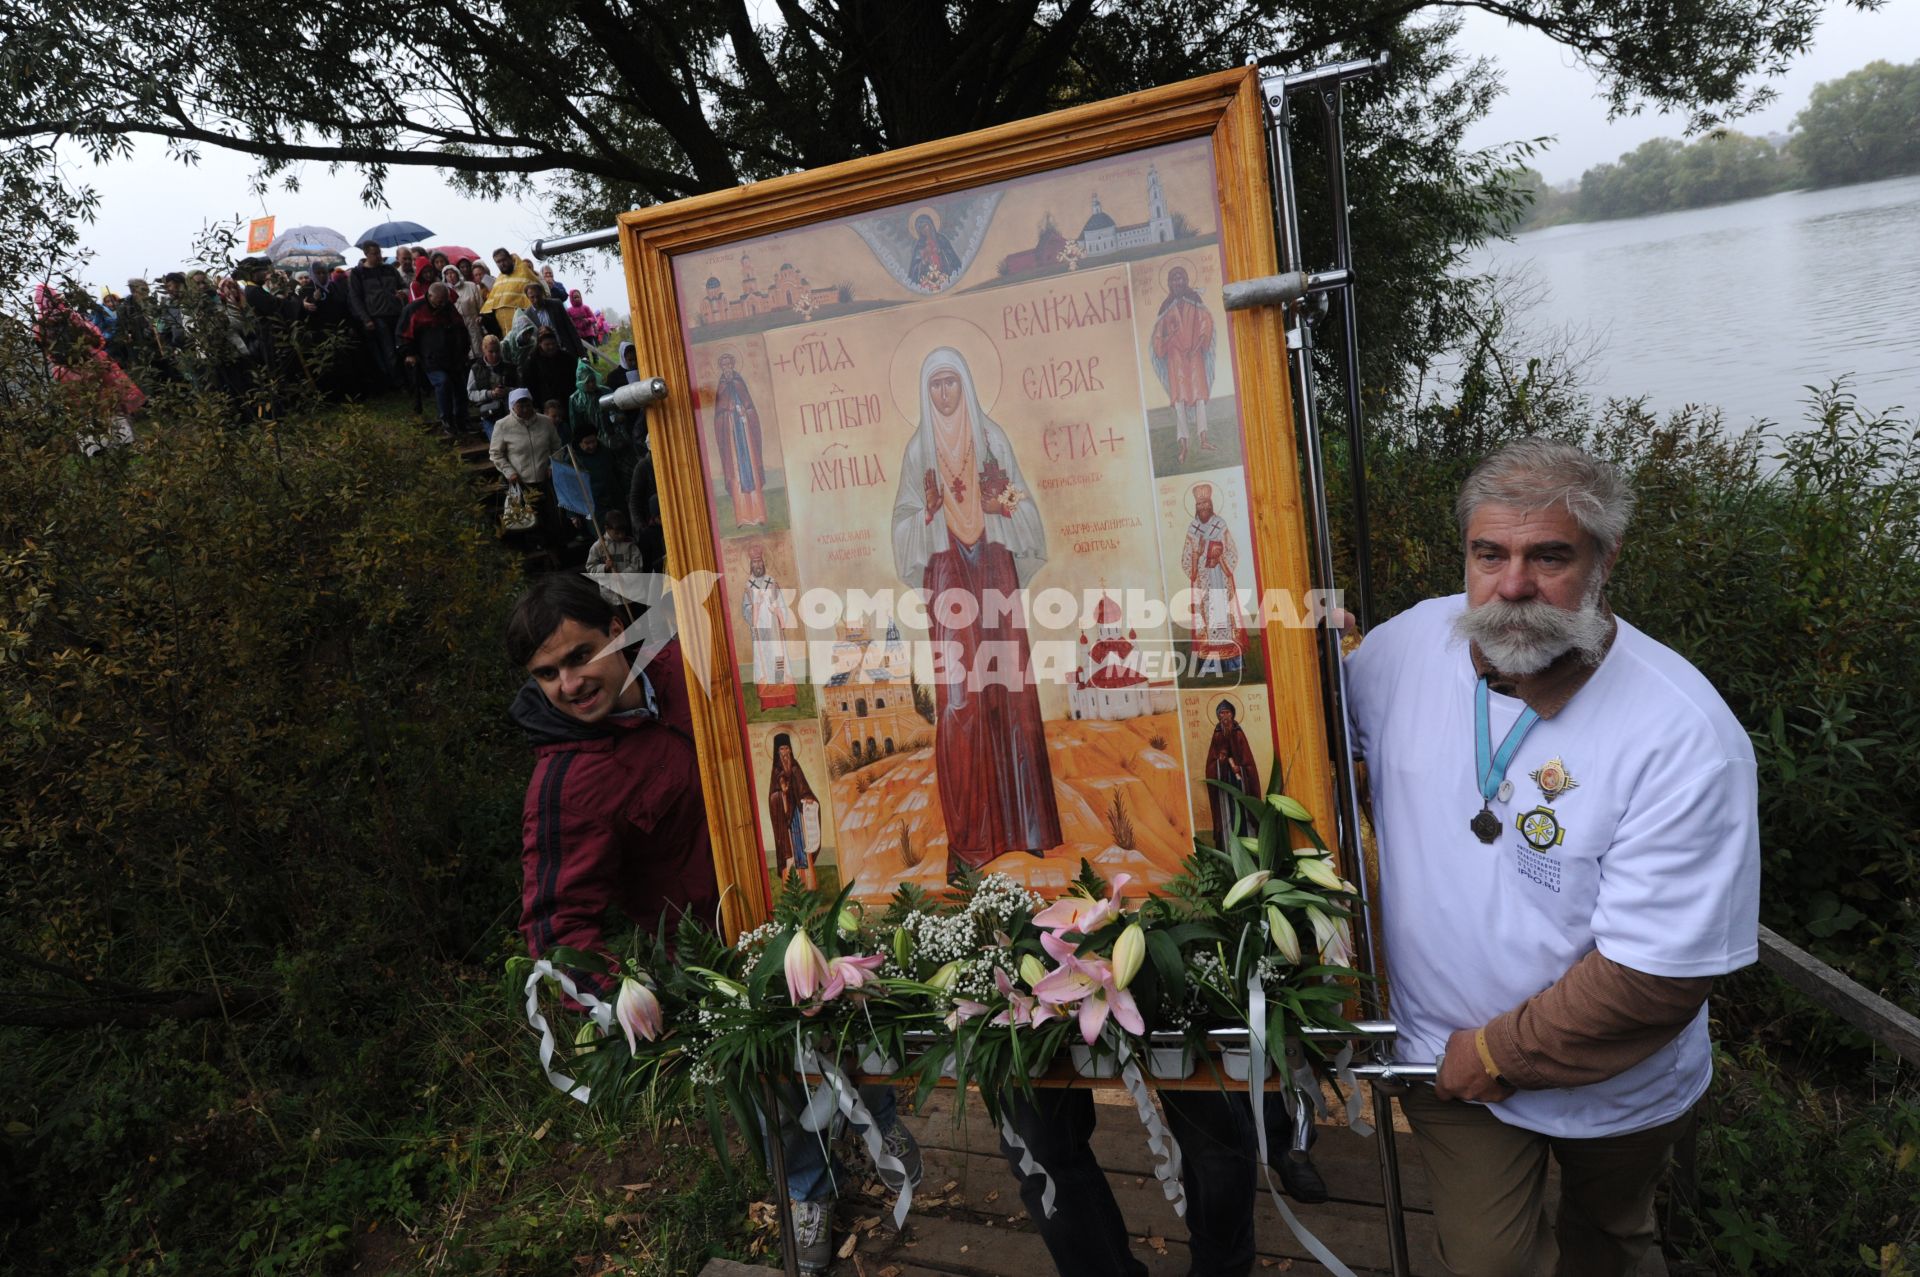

{"left": 1512, "top": 58, "right": 1920, "bottom": 230}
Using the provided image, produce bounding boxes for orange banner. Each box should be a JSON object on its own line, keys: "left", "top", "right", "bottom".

{"left": 246, "top": 216, "right": 276, "bottom": 255}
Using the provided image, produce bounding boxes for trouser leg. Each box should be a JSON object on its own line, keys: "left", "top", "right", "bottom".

{"left": 1162, "top": 1091, "right": 1257, "bottom": 1277}
{"left": 1400, "top": 1087, "right": 1554, "bottom": 1277}
{"left": 1549, "top": 1107, "right": 1693, "bottom": 1277}
{"left": 998, "top": 1089, "right": 1148, "bottom": 1277}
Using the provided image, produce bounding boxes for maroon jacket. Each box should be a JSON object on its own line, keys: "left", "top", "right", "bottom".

{"left": 514, "top": 638, "right": 718, "bottom": 993}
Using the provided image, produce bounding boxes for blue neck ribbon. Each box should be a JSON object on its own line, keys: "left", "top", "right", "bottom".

{"left": 1474, "top": 675, "right": 1540, "bottom": 803}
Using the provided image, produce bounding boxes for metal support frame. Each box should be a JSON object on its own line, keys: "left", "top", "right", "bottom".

{"left": 1249, "top": 50, "right": 1414, "bottom": 1277}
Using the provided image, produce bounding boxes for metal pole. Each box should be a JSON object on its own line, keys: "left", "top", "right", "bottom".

{"left": 532, "top": 227, "right": 620, "bottom": 258}
{"left": 762, "top": 1078, "right": 801, "bottom": 1277}
{"left": 1261, "top": 64, "right": 1411, "bottom": 1277}
{"left": 1316, "top": 83, "right": 1376, "bottom": 633}
{"left": 1371, "top": 1083, "right": 1413, "bottom": 1276}
{"left": 1260, "top": 79, "right": 1384, "bottom": 1023}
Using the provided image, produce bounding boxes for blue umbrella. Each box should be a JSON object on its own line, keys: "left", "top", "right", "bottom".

{"left": 265, "top": 224, "right": 349, "bottom": 262}
{"left": 354, "top": 220, "right": 435, "bottom": 249}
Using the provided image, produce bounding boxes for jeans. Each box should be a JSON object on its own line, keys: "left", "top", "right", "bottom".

{"left": 999, "top": 1088, "right": 1257, "bottom": 1277}
{"left": 769, "top": 1083, "right": 901, "bottom": 1204}
{"left": 426, "top": 368, "right": 466, "bottom": 427}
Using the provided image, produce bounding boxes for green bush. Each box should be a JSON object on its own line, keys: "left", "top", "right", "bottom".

{"left": 1683, "top": 971, "right": 1920, "bottom": 1274}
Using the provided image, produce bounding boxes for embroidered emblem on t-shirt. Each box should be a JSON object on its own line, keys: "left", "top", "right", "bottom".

{"left": 1517, "top": 805, "right": 1566, "bottom": 851}
{"left": 1529, "top": 756, "right": 1579, "bottom": 802}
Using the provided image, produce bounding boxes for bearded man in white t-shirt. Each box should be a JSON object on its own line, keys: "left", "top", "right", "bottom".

{"left": 1345, "top": 438, "right": 1759, "bottom": 1277}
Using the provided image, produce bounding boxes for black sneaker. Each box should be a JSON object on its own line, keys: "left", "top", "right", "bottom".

{"left": 1275, "top": 1149, "right": 1329, "bottom": 1203}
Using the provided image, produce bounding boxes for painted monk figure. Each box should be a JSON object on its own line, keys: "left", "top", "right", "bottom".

{"left": 713, "top": 352, "right": 766, "bottom": 526}
{"left": 891, "top": 346, "right": 1061, "bottom": 879}
{"left": 742, "top": 545, "right": 799, "bottom": 709}
{"left": 1204, "top": 699, "right": 1261, "bottom": 842}
{"left": 1149, "top": 265, "right": 1217, "bottom": 463}
{"left": 766, "top": 732, "right": 819, "bottom": 889}
{"left": 1180, "top": 483, "right": 1247, "bottom": 676}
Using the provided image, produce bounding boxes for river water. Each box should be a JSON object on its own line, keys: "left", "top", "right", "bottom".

{"left": 1468, "top": 173, "right": 1920, "bottom": 428}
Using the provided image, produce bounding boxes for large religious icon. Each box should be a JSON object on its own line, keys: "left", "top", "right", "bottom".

{"left": 619, "top": 67, "right": 1338, "bottom": 934}
{"left": 891, "top": 340, "right": 1063, "bottom": 879}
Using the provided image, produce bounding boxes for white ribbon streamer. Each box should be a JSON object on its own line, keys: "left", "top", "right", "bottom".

{"left": 1114, "top": 1034, "right": 1186, "bottom": 1217}
{"left": 1332, "top": 1040, "right": 1374, "bottom": 1137}
{"left": 999, "top": 1114, "right": 1058, "bottom": 1219}
{"left": 523, "top": 959, "right": 617, "bottom": 1104}
{"left": 795, "top": 1035, "right": 916, "bottom": 1229}
{"left": 1249, "top": 974, "right": 1358, "bottom": 1277}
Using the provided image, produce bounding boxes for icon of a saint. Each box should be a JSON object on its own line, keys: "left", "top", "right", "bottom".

{"left": 908, "top": 214, "right": 962, "bottom": 290}
{"left": 767, "top": 733, "right": 820, "bottom": 890}
{"left": 891, "top": 346, "right": 1061, "bottom": 879}
{"left": 712, "top": 352, "right": 766, "bottom": 526}
{"left": 1150, "top": 265, "right": 1217, "bottom": 463}
{"left": 1204, "top": 699, "right": 1261, "bottom": 842}
{"left": 742, "top": 545, "right": 799, "bottom": 709}
{"left": 1181, "top": 483, "right": 1246, "bottom": 674}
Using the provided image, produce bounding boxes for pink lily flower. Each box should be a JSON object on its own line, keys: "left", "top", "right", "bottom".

{"left": 615, "top": 978, "right": 663, "bottom": 1051}
{"left": 945, "top": 997, "right": 991, "bottom": 1031}
{"left": 783, "top": 928, "right": 829, "bottom": 1002}
{"left": 990, "top": 966, "right": 1061, "bottom": 1028}
{"left": 1030, "top": 946, "right": 1145, "bottom": 1046}
{"left": 1031, "top": 872, "right": 1132, "bottom": 934}
{"left": 820, "top": 953, "right": 886, "bottom": 1003}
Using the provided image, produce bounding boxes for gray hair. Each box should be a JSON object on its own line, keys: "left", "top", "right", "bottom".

{"left": 1456, "top": 438, "right": 1636, "bottom": 556}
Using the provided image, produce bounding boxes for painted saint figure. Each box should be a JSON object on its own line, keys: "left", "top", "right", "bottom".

{"left": 907, "top": 214, "right": 962, "bottom": 290}
{"left": 1204, "top": 699, "right": 1261, "bottom": 843}
{"left": 892, "top": 346, "right": 1062, "bottom": 879}
{"left": 742, "top": 545, "right": 799, "bottom": 709}
{"left": 1149, "top": 266, "right": 1217, "bottom": 463}
{"left": 766, "top": 733, "right": 819, "bottom": 890}
{"left": 712, "top": 352, "right": 767, "bottom": 526}
{"left": 1180, "top": 483, "right": 1247, "bottom": 674}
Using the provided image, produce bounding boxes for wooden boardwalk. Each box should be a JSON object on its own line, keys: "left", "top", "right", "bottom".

{"left": 711, "top": 1088, "right": 1669, "bottom": 1277}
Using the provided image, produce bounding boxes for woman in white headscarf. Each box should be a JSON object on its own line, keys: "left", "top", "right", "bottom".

{"left": 891, "top": 346, "right": 1061, "bottom": 878}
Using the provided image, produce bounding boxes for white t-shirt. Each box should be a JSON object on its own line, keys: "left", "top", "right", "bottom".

{"left": 1347, "top": 595, "right": 1760, "bottom": 1138}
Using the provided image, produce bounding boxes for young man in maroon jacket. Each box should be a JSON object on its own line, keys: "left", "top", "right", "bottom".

{"left": 505, "top": 574, "right": 917, "bottom": 1273}
{"left": 505, "top": 574, "right": 719, "bottom": 986}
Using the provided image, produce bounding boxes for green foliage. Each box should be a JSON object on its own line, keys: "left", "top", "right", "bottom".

{"left": 1682, "top": 977, "right": 1920, "bottom": 1273}
{"left": 0, "top": 354, "right": 764, "bottom": 1272}
{"left": 1791, "top": 59, "right": 1920, "bottom": 189}
{"left": 1511, "top": 129, "right": 1800, "bottom": 230}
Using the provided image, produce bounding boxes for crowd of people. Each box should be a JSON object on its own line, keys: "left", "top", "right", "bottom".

{"left": 30, "top": 241, "right": 661, "bottom": 576}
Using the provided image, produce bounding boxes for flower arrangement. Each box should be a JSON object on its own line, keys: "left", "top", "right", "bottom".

{"left": 514, "top": 777, "right": 1367, "bottom": 1151}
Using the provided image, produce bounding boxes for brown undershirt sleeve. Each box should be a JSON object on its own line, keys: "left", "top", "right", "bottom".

{"left": 1481, "top": 950, "right": 1712, "bottom": 1090}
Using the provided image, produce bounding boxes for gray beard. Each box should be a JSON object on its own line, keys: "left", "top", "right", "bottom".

{"left": 1452, "top": 581, "right": 1612, "bottom": 676}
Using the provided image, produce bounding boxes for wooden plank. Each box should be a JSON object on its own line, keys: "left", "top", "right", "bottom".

{"left": 840, "top": 1210, "right": 1385, "bottom": 1277}
{"left": 1758, "top": 925, "right": 1920, "bottom": 1066}
{"left": 904, "top": 1089, "right": 1433, "bottom": 1210}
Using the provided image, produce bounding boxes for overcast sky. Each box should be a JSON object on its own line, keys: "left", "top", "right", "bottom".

{"left": 63, "top": 0, "right": 1918, "bottom": 308}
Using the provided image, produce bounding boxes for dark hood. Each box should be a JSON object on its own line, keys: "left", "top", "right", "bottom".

{"left": 510, "top": 676, "right": 653, "bottom": 746}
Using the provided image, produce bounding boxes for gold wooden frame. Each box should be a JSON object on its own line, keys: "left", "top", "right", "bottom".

{"left": 618, "top": 67, "right": 1331, "bottom": 939}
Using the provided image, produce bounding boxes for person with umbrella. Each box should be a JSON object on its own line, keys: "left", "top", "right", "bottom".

{"left": 348, "top": 241, "right": 407, "bottom": 392}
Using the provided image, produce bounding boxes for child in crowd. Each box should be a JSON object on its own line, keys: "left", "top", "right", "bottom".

{"left": 584, "top": 509, "right": 646, "bottom": 608}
